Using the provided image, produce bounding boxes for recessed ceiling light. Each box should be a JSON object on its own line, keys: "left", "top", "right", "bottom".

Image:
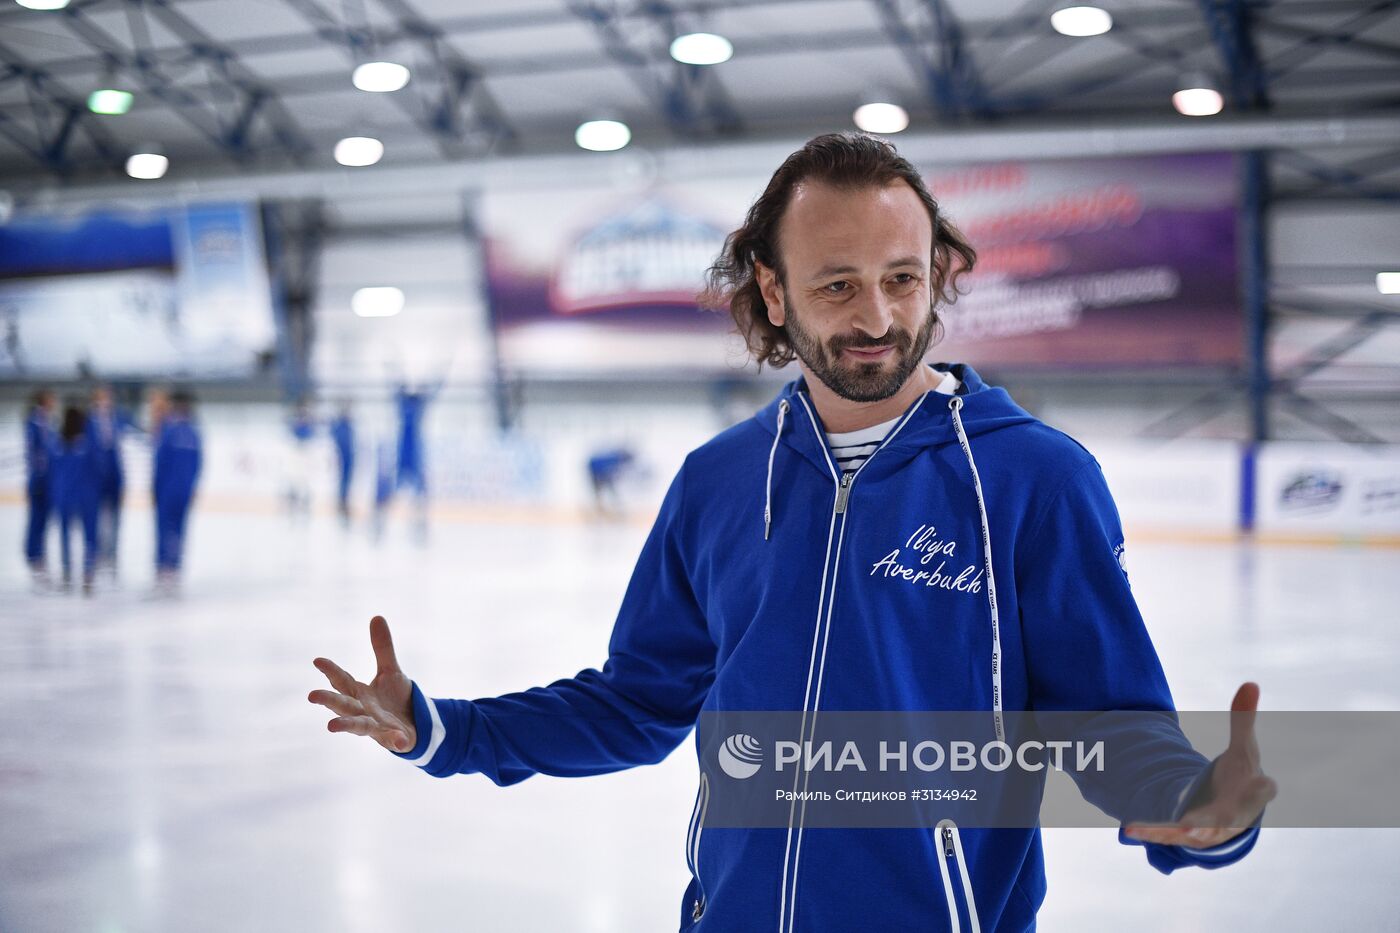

{"left": 1378, "top": 272, "right": 1400, "bottom": 295}
{"left": 334, "top": 136, "right": 384, "bottom": 167}
{"left": 352, "top": 61, "right": 411, "bottom": 93}
{"left": 126, "top": 150, "right": 168, "bottom": 180}
{"left": 669, "top": 32, "right": 733, "bottom": 66}
{"left": 853, "top": 102, "right": 910, "bottom": 134}
{"left": 352, "top": 287, "right": 405, "bottom": 318}
{"left": 87, "top": 89, "right": 133, "bottom": 115}
{"left": 1050, "top": 6, "right": 1113, "bottom": 37}
{"left": 1172, "top": 74, "right": 1224, "bottom": 116}
{"left": 575, "top": 120, "right": 631, "bottom": 152}
{"left": 15, "top": 0, "right": 71, "bottom": 9}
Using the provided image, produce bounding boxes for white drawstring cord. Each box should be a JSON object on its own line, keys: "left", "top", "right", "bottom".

{"left": 764, "top": 399, "right": 789, "bottom": 541}
{"left": 949, "top": 396, "right": 1005, "bottom": 745}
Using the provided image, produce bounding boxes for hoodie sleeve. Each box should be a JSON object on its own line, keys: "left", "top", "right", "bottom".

{"left": 1015, "top": 456, "right": 1260, "bottom": 873}
{"left": 390, "top": 460, "right": 717, "bottom": 785}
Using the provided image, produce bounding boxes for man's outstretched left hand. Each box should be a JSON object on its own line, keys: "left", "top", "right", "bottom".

{"left": 1123, "top": 681, "right": 1278, "bottom": 849}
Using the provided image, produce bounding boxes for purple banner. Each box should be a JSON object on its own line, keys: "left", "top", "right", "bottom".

{"left": 481, "top": 151, "right": 1240, "bottom": 376}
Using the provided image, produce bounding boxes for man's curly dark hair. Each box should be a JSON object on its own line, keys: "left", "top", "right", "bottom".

{"left": 700, "top": 132, "right": 976, "bottom": 370}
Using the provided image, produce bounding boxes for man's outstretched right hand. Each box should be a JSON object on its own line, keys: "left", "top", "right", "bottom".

{"left": 309, "top": 615, "right": 417, "bottom": 753}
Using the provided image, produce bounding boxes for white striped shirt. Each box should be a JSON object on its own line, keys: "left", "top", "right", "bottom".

{"left": 825, "top": 369, "right": 961, "bottom": 474}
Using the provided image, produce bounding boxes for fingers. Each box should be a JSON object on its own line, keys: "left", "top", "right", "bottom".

{"left": 1124, "top": 822, "right": 1241, "bottom": 848}
{"left": 369, "top": 615, "right": 401, "bottom": 676}
{"left": 313, "top": 657, "right": 359, "bottom": 695}
{"left": 1227, "top": 681, "right": 1261, "bottom": 758}
{"left": 308, "top": 689, "right": 365, "bottom": 718}
{"left": 1125, "top": 771, "right": 1277, "bottom": 849}
{"left": 1241, "top": 774, "right": 1279, "bottom": 812}
{"left": 327, "top": 715, "right": 380, "bottom": 737}
{"left": 325, "top": 715, "right": 410, "bottom": 752}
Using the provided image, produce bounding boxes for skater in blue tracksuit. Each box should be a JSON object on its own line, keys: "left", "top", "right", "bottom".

{"left": 586, "top": 445, "right": 636, "bottom": 516}
{"left": 394, "top": 383, "right": 434, "bottom": 498}
{"left": 153, "top": 390, "right": 202, "bottom": 587}
{"left": 310, "top": 134, "right": 1272, "bottom": 931}
{"left": 286, "top": 401, "right": 316, "bottom": 518}
{"left": 22, "top": 388, "right": 57, "bottom": 580}
{"left": 394, "top": 381, "right": 440, "bottom": 537}
{"left": 329, "top": 405, "right": 355, "bottom": 522}
{"left": 50, "top": 404, "right": 101, "bottom": 593}
{"left": 86, "top": 385, "right": 130, "bottom": 572}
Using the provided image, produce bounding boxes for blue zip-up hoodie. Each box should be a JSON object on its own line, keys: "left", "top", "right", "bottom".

{"left": 392, "top": 362, "right": 1259, "bottom": 931}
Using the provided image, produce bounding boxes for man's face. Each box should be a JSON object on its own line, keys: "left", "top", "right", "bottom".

{"left": 756, "top": 179, "right": 937, "bottom": 403}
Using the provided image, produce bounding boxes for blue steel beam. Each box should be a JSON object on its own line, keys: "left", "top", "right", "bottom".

{"left": 0, "top": 38, "right": 128, "bottom": 175}
{"left": 1257, "top": 18, "right": 1400, "bottom": 65}
{"left": 50, "top": 0, "right": 314, "bottom": 166}
{"left": 1273, "top": 149, "right": 1400, "bottom": 201}
{"left": 990, "top": 27, "right": 1205, "bottom": 114}
{"left": 870, "top": 0, "right": 990, "bottom": 120}
{"left": 279, "top": 0, "right": 517, "bottom": 158}
{"left": 1264, "top": 0, "right": 1400, "bottom": 79}
{"left": 1196, "top": 0, "right": 1269, "bottom": 109}
{"left": 375, "top": 0, "right": 518, "bottom": 153}
{"left": 569, "top": 0, "right": 743, "bottom": 139}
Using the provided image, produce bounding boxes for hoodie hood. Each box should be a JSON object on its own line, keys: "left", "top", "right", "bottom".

{"left": 756, "top": 361, "right": 1038, "bottom": 480}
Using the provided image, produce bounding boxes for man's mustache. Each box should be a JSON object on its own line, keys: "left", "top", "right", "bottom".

{"left": 829, "top": 331, "right": 911, "bottom": 353}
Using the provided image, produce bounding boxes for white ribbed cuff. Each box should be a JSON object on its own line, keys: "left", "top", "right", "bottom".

{"left": 405, "top": 694, "right": 446, "bottom": 768}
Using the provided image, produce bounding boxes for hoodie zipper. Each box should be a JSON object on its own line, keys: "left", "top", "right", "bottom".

{"left": 834, "top": 471, "right": 853, "bottom": 513}
{"left": 687, "top": 772, "right": 711, "bottom": 922}
{"left": 936, "top": 819, "right": 981, "bottom": 933}
{"left": 779, "top": 391, "right": 929, "bottom": 933}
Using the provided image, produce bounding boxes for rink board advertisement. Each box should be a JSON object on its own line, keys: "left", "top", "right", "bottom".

{"left": 1254, "top": 441, "right": 1400, "bottom": 539}
{"left": 482, "top": 151, "right": 1240, "bottom": 376}
{"left": 0, "top": 202, "right": 277, "bottom": 379}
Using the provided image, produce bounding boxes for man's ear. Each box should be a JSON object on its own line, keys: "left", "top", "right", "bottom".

{"left": 755, "top": 261, "right": 785, "bottom": 327}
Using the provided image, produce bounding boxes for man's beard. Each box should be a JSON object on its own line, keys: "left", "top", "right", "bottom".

{"left": 784, "top": 297, "right": 940, "bottom": 403}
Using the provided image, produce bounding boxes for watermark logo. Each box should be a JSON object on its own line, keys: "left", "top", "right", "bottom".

{"left": 718, "top": 733, "right": 764, "bottom": 779}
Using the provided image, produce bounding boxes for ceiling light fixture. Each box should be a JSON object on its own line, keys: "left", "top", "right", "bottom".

{"left": 853, "top": 101, "right": 910, "bottom": 134}
{"left": 1172, "top": 73, "right": 1224, "bottom": 116}
{"left": 87, "top": 89, "right": 134, "bottom": 115}
{"left": 15, "top": 0, "right": 72, "bottom": 9}
{"left": 126, "top": 146, "right": 168, "bottom": 180}
{"left": 1050, "top": 6, "right": 1113, "bottom": 37}
{"left": 669, "top": 32, "right": 733, "bottom": 65}
{"left": 575, "top": 119, "right": 632, "bottom": 152}
{"left": 352, "top": 287, "right": 405, "bottom": 318}
{"left": 1377, "top": 272, "right": 1400, "bottom": 295}
{"left": 352, "top": 61, "right": 411, "bottom": 93}
{"left": 334, "top": 136, "right": 384, "bottom": 167}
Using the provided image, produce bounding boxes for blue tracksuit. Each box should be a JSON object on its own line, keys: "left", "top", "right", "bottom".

{"left": 153, "top": 415, "right": 202, "bottom": 571}
{"left": 587, "top": 448, "right": 634, "bottom": 484}
{"left": 23, "top": 407, "right": 54, "bottom": 566}
{"left": 50, "top": 436, "right": 100, "bottom": 581}
{"left": 86, "top": 407, "right": 128, "bottom": 562}
{"left": 330, "top": 415, "right": 355, "bottom": 508}
{"left": 390, "top": 363, "right": 1260, "bottom": 931}
{"left": 395, "top": 389, "right": 428, "bottom": 495}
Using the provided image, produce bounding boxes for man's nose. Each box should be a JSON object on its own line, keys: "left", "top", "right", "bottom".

{"left": 847, "top": 288, "right": 895, "bottom": 340}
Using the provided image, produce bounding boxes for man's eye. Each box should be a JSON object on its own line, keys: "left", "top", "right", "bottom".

{"left": 891, "top": 274, "right": 917, "bottom": 286}
{"left": 823, "top": 281, "right": 850, "bottom": 294}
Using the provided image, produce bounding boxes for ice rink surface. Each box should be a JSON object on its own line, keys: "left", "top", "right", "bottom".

{"left": 2, "top": 501, "right": 1399, "bottom": 933}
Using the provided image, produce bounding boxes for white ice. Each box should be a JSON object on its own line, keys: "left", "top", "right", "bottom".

{"left": 1, "top": 500, "right": 1398, "bottom": 932}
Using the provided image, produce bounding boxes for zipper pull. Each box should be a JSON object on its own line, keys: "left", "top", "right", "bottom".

{"left": 834, "top": 472, "right": 853, "bottom": 513}
{"left": 692, "top": 897, "right": 704, "bottom": 921}
{"left": 942, "top": 826, "right": 954, "bottom": 858}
